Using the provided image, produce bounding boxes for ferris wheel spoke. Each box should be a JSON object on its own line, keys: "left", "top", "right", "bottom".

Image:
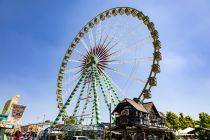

{"left": 110, "top": 36, "right": 153, "bottom": 59}
{"left": 109, "top": 57, "right": 153, "bottom": 65}
{"left": 107, "top": 67, "right": 146, "bottom": 84}
{"left": 107, "top": 16, "right": 126, "bottom": 42}
{"left": 63, "top": 73, "right": 81, "bottom": 85}
{"left": 74, "top": 48, "right": 86, "bottom": 57}
{"left": 53, "top": 69, "right": 89, "bottom": 125}
{"left": 68, "top": 59, "right": 83, "bottom": 63}
{"left": 92, "top": 67, "right": 101, "bottom": 124}
{"left": 101, "top": 72, "right": 117, "bottom": 107}
{"left": 95, "top": 73, "right": 115, "bottom": 121}
{"left": 105, "top": 73, "right": 126, "bottom": 98}
{"left": 65, "top": 67, "right": 81, "bottom": 74}
{"left": 88, "top": 29, "right": 95, "bottom": 47}
{"left": 72, "top": 72, "right": 90, "bottom": 116}
{"left": 118, "top": 22, "right": 145, "bottom": 41}
{"left": 102, "top": 72, "right": 121, "bottom": 103}
{"left": 94, "top": 68, "right": 110, "bottom": 110}
{"left": 79, "top": 81, "right": 93, "bottom": 124}
{"left": 90, "top": 98, "right": 95, "bottom": 125}
{"left": 81, "top": 38, "right": 90, "bottom": 52}
{"left": 96, "top": 21, "right": 102, "bottom": 41}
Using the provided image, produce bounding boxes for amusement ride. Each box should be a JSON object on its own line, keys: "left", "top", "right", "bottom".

{"left": 52, "top": 7, "right": 161, "bottom": 128}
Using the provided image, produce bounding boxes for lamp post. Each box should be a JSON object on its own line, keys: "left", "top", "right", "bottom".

{"left": 109, "top": 91, "right": 112, "bottom": 140}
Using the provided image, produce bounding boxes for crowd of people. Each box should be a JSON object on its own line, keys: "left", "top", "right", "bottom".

{"left": 4, "top": 130, "right": 42, "bottom": 140}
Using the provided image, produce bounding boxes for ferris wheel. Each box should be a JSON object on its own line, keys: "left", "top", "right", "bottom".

{"left": 52, "top": 7, "right": 161, "bottom": 127}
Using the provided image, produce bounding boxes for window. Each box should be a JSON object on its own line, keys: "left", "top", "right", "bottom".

{"left": 121, "top": 109, "right": 129, "bottom": 116}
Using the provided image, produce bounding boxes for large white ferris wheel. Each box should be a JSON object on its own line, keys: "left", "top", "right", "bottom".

{"left": 52, "top": 7, "right": 161, "bottom": 127}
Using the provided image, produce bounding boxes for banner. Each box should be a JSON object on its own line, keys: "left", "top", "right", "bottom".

{"left": 12, "top": 104, "right": 26, "bottom": 119}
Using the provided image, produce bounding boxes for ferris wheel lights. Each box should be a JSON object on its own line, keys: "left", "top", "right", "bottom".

{"left": 154, "top": 51, "right": 162, "bottom": 61}
{"left": 94, "top": 18, "right": 99, "bottom": 24}
{"left": 153, "top": 40, "right": 161, "bottom": 50}
{"left": 148, "top": 77, "right": 157, "bottom": 86}
{"left": 125, "top": 8, "right": 131, "bottom": 15}
{"left": 137, "top": 11, "right": 144, "bottom": 20}
{"left": 79, "top": 32, "right": 84, "bottom": 38}
{"left": 131, "top": 9, "right": 137, "bottom": 17}
{"left": 152, "top": 64, "right": 161, "bottom": 73}
{"left": 84, "top": 27, "right": 89, "bottom": 33}
{"left": 118, "top": 8, "right": 125, "bottom": 15}
{"left": 100, "top": 14, "right": 105, "bottom": 21}
{"left": 112, "top": 8, "right": 118, "bottom": 16}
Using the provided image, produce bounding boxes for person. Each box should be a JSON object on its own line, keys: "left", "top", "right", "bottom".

{"left": 4, "top": 134, "right": 8, "bottom": 140}
{"left": 55, "top": 135, "right": 59, "bottom": 140}
{"left": 14, "top": 130, "right": 21, "bottom": 140}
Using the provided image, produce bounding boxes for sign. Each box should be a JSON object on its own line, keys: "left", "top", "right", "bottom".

{"left": 1, "top": 95, "right": 20, "bottom": 116}
{"left": 1, "top": 100, "right": 12, "bottom": 115}
{"left": 0, "top": 115, "right": 8, "bottom": 122}
{"left": 12, "top": 104, "right": 26, "bottom": 119}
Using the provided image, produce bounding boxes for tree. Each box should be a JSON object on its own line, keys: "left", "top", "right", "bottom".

{"left": 178, "top": 113, "right": 195, "bottom": 129}
{"left": 199, "top": 112, "right": 210, "bottom": 128}
{"left": 184, "top": 115, "right": 195, "bottom": 128}
{"left": 179, "top": 113, "right": 187, "bottom": 129}
{"left": 165, "top": 112, "right": 180, "bottom": 130}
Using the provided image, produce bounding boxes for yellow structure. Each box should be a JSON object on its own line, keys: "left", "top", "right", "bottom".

{"left": 1, "top": 95, "right": 20, "bottom": 115}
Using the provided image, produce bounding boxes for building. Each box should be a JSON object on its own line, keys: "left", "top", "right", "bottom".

{"left": 112, "top": 98, "right": 173, "bottom": 140}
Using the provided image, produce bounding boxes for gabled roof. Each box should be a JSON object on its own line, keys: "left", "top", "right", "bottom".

{"left": 121, "top": 98, "right": 148, "bottom": 113}
{"left": 143, "top": 102, "right": 160, "bottom": 116}
{"left": 142, "top": 102, "right": 154, "bottom": 112}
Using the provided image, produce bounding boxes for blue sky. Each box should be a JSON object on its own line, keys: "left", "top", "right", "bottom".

{"left": 0, "top": 0, "right": 210, "bottom": 124}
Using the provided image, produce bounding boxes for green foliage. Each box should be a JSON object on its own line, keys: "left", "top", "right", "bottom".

{"left": 165, "top": 112, "right": 180, "bottom": 130}
{"left": 198, "top": 130, "right": 207, "bottom": 139}
{"left": 199, "top": 112, "right": 210, "bottom": 128}
{"left": 165, "top": 112, "right": 196, "bottom": 130}
{"left": 184, "top": 115, "right": 195, "bottom": 128}
{"left": 179, "top": 113, "right": 195, "bottom": 129}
